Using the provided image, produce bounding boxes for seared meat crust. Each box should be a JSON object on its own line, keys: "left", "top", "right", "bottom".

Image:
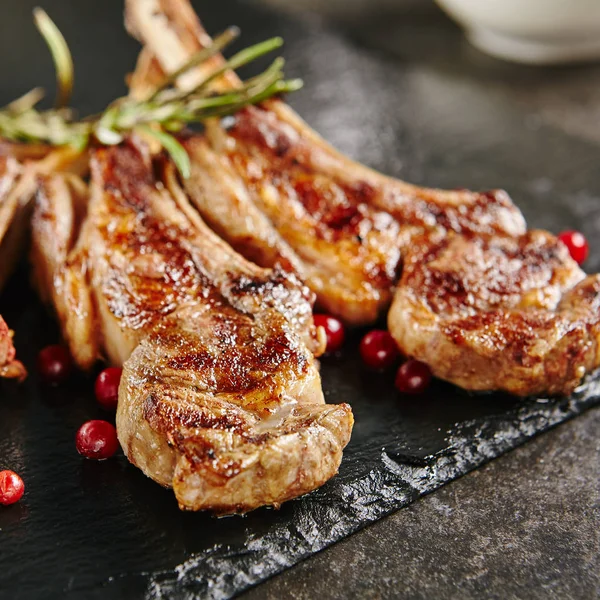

{"left": 121, "top": 305, "right": 352, "bottom": 513}
{"left": 31, "top": 173, "right": 96, "bottom": 368}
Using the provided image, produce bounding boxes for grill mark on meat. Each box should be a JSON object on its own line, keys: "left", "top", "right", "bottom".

{"left": 95, "top": 144, "right": 219, "bottom": 330}
{"left": 228, "top": 106, "right": 296, "bottom": 158}
{"left": 394, "top": 189, "right": 520, "bottom": 236}
{"left": 101, "top": 139, "right": 154, "bottom": 210}
{"left": 228, "top": 106, "right": 524, "bottom": 239}
{"left": 293, "top": 178, "right": 366, "bottom": 235}
{"left": 102, "top": 223, "right": 208, "bottom": 329}
{"left": 229, "top": 108, "right": 399, "bottom": 242}
{"left": 180, "top": 129, "right": 401, "bottom": 323}
{"left": 207, "top": 104, "right": 526, "bottom": 322}
{"left": 96, "top": 147, "right": 320, "bottom": 349}
{"left": 143, "top": 393, "right": 250, "bottom": 433}
{"left": 161, "top": 317, "right": 308, "bottom": 394}
{"left": 403, "top": 232, "right": 577, "bottom": 315}
{"left": 222, "top": 132, "right": 402, "bottom": 295}
{"left": 444, "top": 311, "right": 558, "bottom": 368}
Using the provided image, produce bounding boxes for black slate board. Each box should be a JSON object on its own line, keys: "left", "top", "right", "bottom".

{"left": 1, "top": 1, "right": 600, "bottom": 599}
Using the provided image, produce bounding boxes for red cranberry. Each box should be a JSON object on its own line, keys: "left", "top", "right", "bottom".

{"left": 95, "top": 367, "right": 123, "bottom": 411}
{"left": 37, "top": 344, "right": 72, "bottom": 385}
{"left": 395, "top": 359, "right": 432, "bottom": 394}
{"left": 558, "top": 230, "right": 589, "bottom": 265}
{"left": 75, "top": 420, "right": 119, "bottom": 460}
{"left": 0, "top": 470, "right": 25, "bottom": 505}
{"left": 360, "top": 330, "right": 399, "bottom": 370}
{"left": 314, "top": 314, "right": 345, "bottom": 353}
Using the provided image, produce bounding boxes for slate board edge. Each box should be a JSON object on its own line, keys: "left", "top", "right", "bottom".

{"left": 79, "top": 393, "right": 598, "bottom": 600}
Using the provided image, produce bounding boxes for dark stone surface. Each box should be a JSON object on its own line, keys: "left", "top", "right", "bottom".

{"left": 242, "top": 407, "right": 600, "bottom": 600}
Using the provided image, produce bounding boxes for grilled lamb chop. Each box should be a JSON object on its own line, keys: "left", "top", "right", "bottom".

{"left": 125, "top": 0, "right": 526, "bottom": 326}
{"left": 31, "top": 140, "right": 353, "bottom": 513}
{"left": 388, "top": 231, "right": 600, "bottom": 396}
{"left": 31, "top": 171, "right": 97, "bottom": 368}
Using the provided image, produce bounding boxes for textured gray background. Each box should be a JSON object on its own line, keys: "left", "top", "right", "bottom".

{"left": 243, "top": 408, "right": 600, "bottom": 600}
{"left": 243, "top": 1, "right": 600, "bottom": 598}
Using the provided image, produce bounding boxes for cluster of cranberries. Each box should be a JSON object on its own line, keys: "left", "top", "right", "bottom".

{"left": 39, "top": 349, "right": 123, "bottom": 460}
{"left": 1, "top": 231, "right": 589, "bottom": 507}
{"left": 315, "top": 315, "right": 432, "bottom": 394}
{"left": 2, "top": 356, "right": 123, "bottom": 505}
{"left": 37, "top": 353, "right": 122, "bottom": 457}
{"left": 2, "top": 357, "right": 122, "bottom": 505}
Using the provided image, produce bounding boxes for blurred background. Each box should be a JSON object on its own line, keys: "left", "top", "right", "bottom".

{"left": 262, "top": 0, "right": 409, "bottom": 21}
{"left": 257, "top": 0, "right": 600, "bottom": 145}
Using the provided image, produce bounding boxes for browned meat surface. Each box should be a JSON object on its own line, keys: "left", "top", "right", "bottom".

{"left": 31, "top": 140, "right": 353, "bottom": 513}
{"left": 388, "top": 231, "right": 600, "bottom": 396}
{"left": 180, "top": 131, "right": 402, "bottom": 325}
{"left": 1, "top": 145, "right": 87, "bottom": 292}
{"left": 0, "top": 316, "right": 25, "bottom": 380}
{"left": 122, "top": 304, "right": 351, "bottom": 513}
{"left": 125, "top": 0, "right": 526, "bottom": 326}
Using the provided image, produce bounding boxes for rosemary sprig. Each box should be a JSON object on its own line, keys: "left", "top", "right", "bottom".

{"left": 0, "top": 9, "right": 302, "bottom": 177}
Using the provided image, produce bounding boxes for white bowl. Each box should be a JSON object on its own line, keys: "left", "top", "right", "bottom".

{"left": 435, "top": 0, "right": 600, "bottom": 64}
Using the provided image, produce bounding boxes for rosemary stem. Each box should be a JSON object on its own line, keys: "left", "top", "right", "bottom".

{"left": 193, "top": 36, "right": 284, "bottom": 94}
{"left": 33, "top": 8, "right": 74, "bottom": 108}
